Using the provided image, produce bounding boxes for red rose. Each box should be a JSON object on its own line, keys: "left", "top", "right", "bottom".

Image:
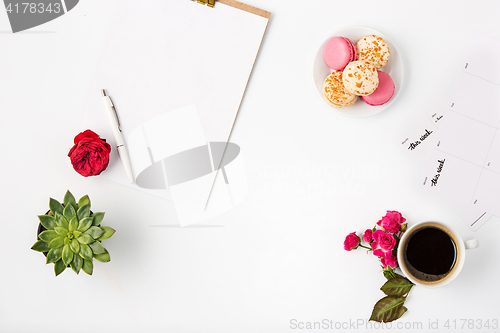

{"left": 377, "top": 210, "right": 406, "bottom": 233}
{"left": 380, "top": 254, "right": 398, "bottom": 269}
{"left": 363, "top": 229, "right": 373, "bottom": 243}
{"left": 343, "top": 232, "right": 360, "bottom": 251}
{"left": 68, "top": 130, "right": 111, "bottom": 177}
{"left": 371, "top": 230, "right": 396, "bottom": 258}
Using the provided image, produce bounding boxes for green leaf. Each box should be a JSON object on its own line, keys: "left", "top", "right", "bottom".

{"left": 46, "top": 247, "right": 63, "bottom": 264}
{"left": 54, "top": 226, "right": 69, "bottom": 237}
{"left": 63, "top": 204, "right": 76, "bottom": 222}
{"left": 383, "top": 269, "right": 396, "bottom": 280}
{"left": 64, "top": 237, "right": 70, "bottom": 245}
{"left": 39, "top": 230, "right": 59, "bottom": 243}
{"left": 55, "top": 212, "right": 69, "bottom": 229}
{"left": 78, "top": 195, "right": 90, "bottom": 210}
{"left": 70, "top": 253, "right": 83, "bottom": 274}
{"left": 383, "top": 266, "right": 397, "bottom": 280}
{"left": 70, "top": 238, "right": 80, "bottom": 254}
{"left": 82, "top": 259, "right": 93, "bottom": 275}
{"left": 68, "top": 217, "right": 78, "bottom": 232}
{"left": 38, "top": 215, "right": 57, "bottom": 230}
{"left": 49, "top": 236, "right": 65, "bottom": 249}
{"left": 63, "top": 191, "right": 78, "bottom": 211}
{"left": 85, "top": 226, "right": 104, "bottom": 240}
{"left": 76, "top": 233, "right": 95, "bottom": 245}
{"left": 31, "top": 240, "right": 50, "bottom": 252}
{"left": 369, "top": 296, "right": 408, "bottom": 323}
{"left": 381, "top": 277, "right": 415, "bottom": 296}
{"left": 89, "top": 241, "right": 106, "bottom": 254}
{"left": 94, "top": 249, "right": 110, "bottom": 263}
{"left": 91, "top": 212, "right": 104, "bottom": 226}
{"left": 49, "top": 198, "right": 64, "bottom": 216}
{"left": 98, "top": 226, "right": 115, "bottom": 241}
{"left": 79, "top": 244, "right": 93, "bottom": 261}
{"left": 62, "top": 244, "right": 74, "bottom": 266}
{"left": 54, "top": 259, "right": 66, "bottom": 276}
{"left": 77, "top": 217, "right": 93, "bottom": 232}
{"left": 73, "top": 230, "right": 82, "bottom": 238}
{"left": 77, "top": 204, "right": 90, "bottom": 221}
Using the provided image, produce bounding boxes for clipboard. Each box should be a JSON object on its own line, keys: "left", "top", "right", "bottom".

{"left": 81, "top": 0, "right": 270, "bottom": 211}
{"left": 213, "top": 0, "right": 271, "bottom": 18}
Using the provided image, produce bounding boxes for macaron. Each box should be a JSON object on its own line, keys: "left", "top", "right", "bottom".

{"left": 356, "top": 35, "right": 390, "bottom": 69}
{"left": 323, "top": 70, "right": 358, "bottom": 108}
{"left": 342, "top": 60, "right": 379, "bottom": 96}
{"left": 361, "top": 71, "right": 395, "bottom": 106}
{"left": 323, "top": 37, "right": 357, "bottom": 71}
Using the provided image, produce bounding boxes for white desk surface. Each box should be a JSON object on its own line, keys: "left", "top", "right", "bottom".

{"left": 1, "top": 1, "right": 499, "bottom": 332}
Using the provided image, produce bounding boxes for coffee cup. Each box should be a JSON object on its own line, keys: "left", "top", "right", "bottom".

{"left": 397, "top": 221, "right": 479, "bottom": 288}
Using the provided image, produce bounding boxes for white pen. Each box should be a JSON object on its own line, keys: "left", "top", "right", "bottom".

{"left": 101, "top": 89, "right": 135, "bottom": 184}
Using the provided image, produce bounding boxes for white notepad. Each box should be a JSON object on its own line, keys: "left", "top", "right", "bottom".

{"left": 81, "top": 0, "right": 270, "bottom": 211}
{"left": 421, "top": 33, "right": 500, "bottom": 219}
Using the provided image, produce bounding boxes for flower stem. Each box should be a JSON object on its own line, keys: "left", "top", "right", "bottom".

{"left": 359, "top": 244, "right": 372, "bottom": 250}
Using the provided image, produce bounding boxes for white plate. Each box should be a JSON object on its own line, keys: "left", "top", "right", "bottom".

{"left": 312, "top": 26, "right": 404, "bottom": 117}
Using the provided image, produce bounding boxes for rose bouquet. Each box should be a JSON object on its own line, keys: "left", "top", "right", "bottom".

{"left": 344, "top": 211, "right": 415, "bottom": 323}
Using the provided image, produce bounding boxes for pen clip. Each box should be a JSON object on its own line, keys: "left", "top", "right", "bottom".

{"left": 102, "top": 89, "right": 122, "bottom": 132}
{"left": 109, "top": 97, "right": 122, "bottom": 132}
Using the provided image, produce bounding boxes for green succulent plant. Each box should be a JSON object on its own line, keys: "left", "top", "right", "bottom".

{"left": 31, "top": 190, "right": 115, "bottom": 276}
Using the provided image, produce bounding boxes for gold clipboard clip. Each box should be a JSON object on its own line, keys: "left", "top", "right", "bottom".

{"left": 193, "top": 0, "right": 216, "bottom": 8}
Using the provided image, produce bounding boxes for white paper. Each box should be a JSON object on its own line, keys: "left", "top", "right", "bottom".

{"left": 81, "top": 0, "right": 269, "bottom": 210}
{"left": 400, "top": 116, "right": 438, "bottom": 153}
{"left": 400, "top": 102, "right": 493, "bottom": 230}
{"left": 421, "top": 33, "right": 500, "bottom": 219}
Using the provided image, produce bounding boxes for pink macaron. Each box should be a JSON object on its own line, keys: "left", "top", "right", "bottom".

{"left": 323, "top": 37, "right": 357, "bottom": 71}
{"left": 361, "top": 71, "right": 395, "bottom": 106}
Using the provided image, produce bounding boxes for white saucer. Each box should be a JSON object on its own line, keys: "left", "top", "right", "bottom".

{"left": 312, "top": 26, "right": 404, "bottom": 117}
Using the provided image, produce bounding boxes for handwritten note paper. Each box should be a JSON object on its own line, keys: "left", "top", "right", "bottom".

{"left": 421, "top": 33, "right": 500, "bottom": 218}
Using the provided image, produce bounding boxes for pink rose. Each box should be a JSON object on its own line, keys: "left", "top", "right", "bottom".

{"left": 377, "top": 210, "right": 406, "bottom": 233}
{"left": 363, "top": 229, "right": 373, "bottom": 243}
{"left": 371, "top": 230, "right": 396, "bottom": 258}
{"left": 344, "top": 232, "right": 360, "bottom": 251}
{"left": 381, "top": 254, "right": 398, "bottom": 269}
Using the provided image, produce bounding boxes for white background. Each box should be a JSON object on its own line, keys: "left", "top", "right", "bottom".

{"left": 1, "top": 1, "right": 500, "bottom": 332}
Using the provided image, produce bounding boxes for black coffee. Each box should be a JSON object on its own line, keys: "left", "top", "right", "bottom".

{"left": 406, "top": 227, "right": 456, "bottom": 275}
